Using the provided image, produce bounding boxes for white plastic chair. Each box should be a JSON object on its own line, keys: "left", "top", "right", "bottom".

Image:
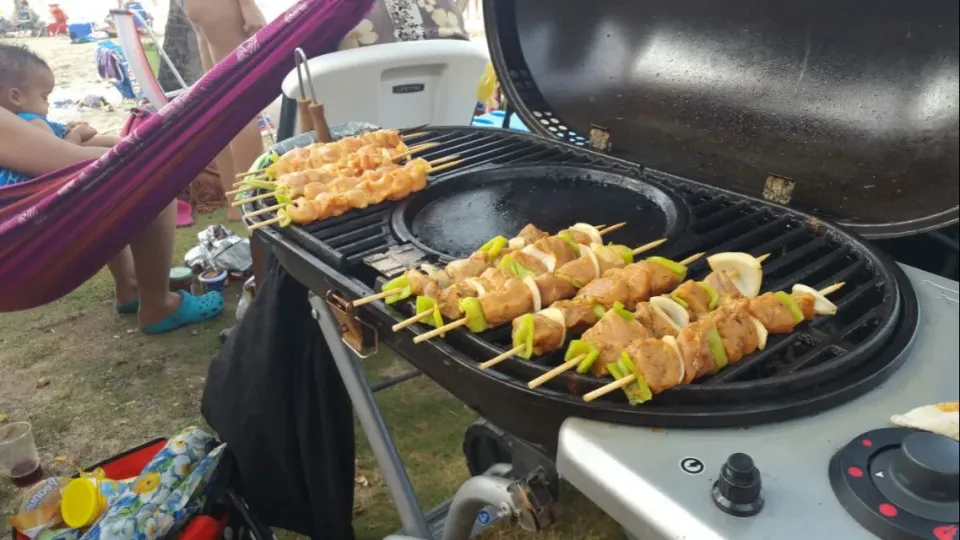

{"left": 280, "top": 39, "right": 489, "bottom": 131}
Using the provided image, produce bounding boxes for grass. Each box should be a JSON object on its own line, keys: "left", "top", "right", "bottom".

{"left": 0, "top": 209, "right": 623, "bottom": 540}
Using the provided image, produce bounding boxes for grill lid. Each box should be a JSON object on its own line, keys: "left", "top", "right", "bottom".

{"left": 483, "top": 0, "right": 959, "bottom": 238}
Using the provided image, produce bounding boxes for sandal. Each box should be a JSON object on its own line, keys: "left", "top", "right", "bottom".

{"left": 141, "top": 290, "right": 224, "bottom": 334}
{"left": 116, "top": 300, "right": 140, "bottom": 314}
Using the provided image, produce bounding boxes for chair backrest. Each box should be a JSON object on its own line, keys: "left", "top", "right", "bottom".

{"left": 111, "top": 8, "right": 186, "bottom": 108}
{"left": 280, "top": 39, "right": 489, "bottom": 131}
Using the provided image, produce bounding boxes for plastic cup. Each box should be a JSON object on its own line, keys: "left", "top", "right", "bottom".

{"left": 0, "top": 422, "right": 44, "bottom": 488}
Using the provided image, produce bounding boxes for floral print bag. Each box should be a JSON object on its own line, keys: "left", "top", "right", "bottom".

{"left": 340, "top": 0, "right": 469, "bottom": 50}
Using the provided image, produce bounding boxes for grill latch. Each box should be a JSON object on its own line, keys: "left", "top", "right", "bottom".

{"left": 507, "top": 466, "right": 562, "bottom": 532}
{"left": 325, "top": 290, "right": 378, "bottom": 358}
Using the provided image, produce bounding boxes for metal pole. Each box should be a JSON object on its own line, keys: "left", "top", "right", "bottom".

{"left": 309, "top": 296, "right": 432, "bottom": 539}
{"left": 441, "top": 473, "right": 515, "bottom": 540}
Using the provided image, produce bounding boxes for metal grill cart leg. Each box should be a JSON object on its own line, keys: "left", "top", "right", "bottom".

{"left": 309, "top": 295, "right": 561, "bottom": 540}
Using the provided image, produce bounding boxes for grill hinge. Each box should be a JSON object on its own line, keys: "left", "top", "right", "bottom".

{"left": 363, "top": 244, "right": 431, "bottom": 278}
{"left": 325, "top": 290, "right": 378, "bottom": 358}
{"left": 762, "top": 173, "right": 796, "bottom": 205}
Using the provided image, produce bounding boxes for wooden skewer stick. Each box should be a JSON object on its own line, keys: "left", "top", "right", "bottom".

{"left": 391, "top": 142, "right": 440, "bottom": 162}
{"left": 631, "top": 238, "right": 668, "bottom": 255}
{"left": 599, "top": 222, "right": 627, "bottom": 236}
{"left": 524, "top": 252, "right": 772, "bottom": 387}
{"left": 679, "top": 252, "right": 706, "bottom": 265}
{"left": 243, "top": 204, "right": 282, "bottom": 219}
{"left": 402, "top": 132, "right": 430, "bottom": 141}
{"left": 247, "top": 216, "right": 283, "bottom": 231}
{"left": 412, "top": 318, "right": 469, "bottom": 343}
{"left": 225, "top": 186, "right": 257, "bottom": 197}
{"left": 479, "top": 345, "right": 525, "bottom": 369}
{"left": 231, "top": 191, "right": 276, "bottom": 207}
{"left": 528, "top": 355, "right": 586, "bottom": 387}
{"left": 582, "top": 281, "right": 845, "bottom": 402}
{"left": 428, "top": 154, "right": 460, "bottom": 166}
{"left": 428, "top": 160, "right": 464, "bottom": 174}
{"left": 353, "top": 288, "right": 406, "bottom": 307}
{"left": 391, "top": 308, "right": 437, "bottom": 331}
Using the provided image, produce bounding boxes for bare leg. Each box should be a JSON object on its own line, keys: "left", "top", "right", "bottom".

{"left": 130, "top": 201, "right": 183, "bottom": 327}
{"left": 185, "top": 0, "right": 264, "bottom": 218}
{"left": 194, "top": 27, "right": 243, "bottom": 221}
{"left": 106, "top": 247, "right": 138, "bottom": 305}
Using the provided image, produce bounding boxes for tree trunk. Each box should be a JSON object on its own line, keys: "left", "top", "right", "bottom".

{"left": 157, "top": 1, "right": 201, "bottom": 91}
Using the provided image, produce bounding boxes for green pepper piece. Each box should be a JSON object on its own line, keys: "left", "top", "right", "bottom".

{"left": 458, "top": 297, "right": 488, "bottom": 333}
{"left": 610, "top": 244, "right": 634, "bottom": 266}
{"left": 416, "top": 296, "right": 444, "bottom": 330}
{"left": 705, "top": 325, "right": 729, "bottom": 370}
{"left": 383, "top": 276, "right": 413, "bottom": 305}
{"left": 774, "top": 291, "right": 805, "bottom": 324}
{"left": 497, "top": 254, "right": 535, "bottom": 279}
{"left": 698, "top": 282, "right": 720, "bottom": 310}
{"left": 617, "top": 351, "right": 653, "bottom": 404}
{"left": 274, "top": 209, "right": 292, "bottom": 228}
{"left": 612, "top": 301, "right": 634, "bottom": 322}
{"left": 268, "top": 152, "right": 279, "bottom": 163}
{"left": 607, "top": 362, "right": 626, "bottom": 380}
{"left": 557, "top": 230, "right": 581, "bottom": 256}
{"left": 276, "top": 192, "right": 293, "bottom": 205}
{"left": 512, "top": 314, "right": 536, "bottom": 359}
{"left": 567, "top": 340, "right": 600, "bottom": 374}
{"left": 592, "top": 304, "right": 607, "bottom": 319}
{"left": 646, "top": 256, "right": 688, "bottom": 281}
{"left": 243, "top": 178, "right": 276, "bottom": 191}
{"left": 479, "top": 235, "right": 508, "bottom": 259}
{"left": 669, "top": 293, "right": 689, "bottom": 309}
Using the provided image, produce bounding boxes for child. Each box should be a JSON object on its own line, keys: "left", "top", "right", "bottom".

{"left": 0, "top": 43, "right": 119, "bottom": 186}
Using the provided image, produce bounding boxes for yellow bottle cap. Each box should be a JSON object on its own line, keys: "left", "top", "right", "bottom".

{"left": 61, "top": 478, "right": 104, "bottom": 529}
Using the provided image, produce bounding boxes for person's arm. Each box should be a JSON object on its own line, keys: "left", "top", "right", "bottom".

{"left": 0, "top": 108, "right": 106, "bottom": 177}
{"left": 237, "top": 0, "right": 265, "bottom": 35}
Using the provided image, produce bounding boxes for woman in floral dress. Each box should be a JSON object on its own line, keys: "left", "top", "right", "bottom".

{"left": 339, "top": 0, "right": 469, "bottom": 50}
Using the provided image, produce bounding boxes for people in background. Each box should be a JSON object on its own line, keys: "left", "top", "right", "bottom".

{"left": 181, "top": 0, "right": 266, "bottom": 221}
{"left": 0, "top": 44, "right": 224, "bottom": 333}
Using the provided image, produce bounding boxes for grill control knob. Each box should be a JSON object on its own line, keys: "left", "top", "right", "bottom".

{"left": 889, "top": 432, "right": 959, "bottom": 503}
{"left": 711, "top": 453, "right": 764, "bottom": 517}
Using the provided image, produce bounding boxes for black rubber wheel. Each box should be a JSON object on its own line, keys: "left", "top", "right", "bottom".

{"left": 462, "top": 419, "right": 514, "bottom": 477}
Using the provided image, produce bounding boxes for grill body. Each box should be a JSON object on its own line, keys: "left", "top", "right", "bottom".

{"left": 250, "top": 127, "right": 919, "bottom": 454}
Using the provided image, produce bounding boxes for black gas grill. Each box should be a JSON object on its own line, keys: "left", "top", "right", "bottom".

{"left": 249, "top": 126, "right": 918, "bottom": 453}
{"left": 247, "top": 0, "right": 956, "bottom": 454}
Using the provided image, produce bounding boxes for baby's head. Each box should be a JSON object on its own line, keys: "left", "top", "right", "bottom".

{"left": 0, "top": 44, "right": 55, "bottom": 117}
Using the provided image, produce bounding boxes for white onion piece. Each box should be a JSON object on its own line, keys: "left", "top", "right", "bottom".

{"left": 649, "top": 296, "right": 690, "bottom": 330}
{"left": 791, "top": 284, "right": 838, "bottom": 315}
{"left": 571, "top": 223, "right": 603, "bottom": 245}
{"left": 523, "top": 276, "right": 542, "bottom": 312}
{"left": 508, "top": 237, "right": 526, "bottom": 250}
{"left": 465, "top": 278, "right": 486, "bottom": 297}
{"left": 420, "top": 263, "right": 450, "bottom": 289}
{"left": 539, "top": 307, "right": 567, "bottom": 345}
{"left": 750, "top": 316, "right": 769, "bottom": 350}
{"left": 521, "top": 245, "right": 557, "bottom": 273}
{"left": 581, "top": 246, "right": 601, "bottom": 280}
{"left": 706, "top": 252, "right": 763, "bottom": 297}
{"left": 662, "top": 335, "right": 685, "bottom": 385}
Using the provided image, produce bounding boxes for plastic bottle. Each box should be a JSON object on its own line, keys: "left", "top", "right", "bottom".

{"left": 60, "top": 474, "right": 132, "bottom": 529}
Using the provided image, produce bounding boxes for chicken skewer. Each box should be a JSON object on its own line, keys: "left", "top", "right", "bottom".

{"left": 412, "top": 249, "right": 704, "bottom": 344}
{"left": 234, "top": 129, "right": 428, "bottom": 180}
{"left": 357, "top": 222, "right": 624, "bottom": 308}
{"left": 240, "top": 154, "right": 459, "bottom": 216}
{"left": 226, "top": 141, "right": 441, "bottom": 197}
{"left": 519, "top": 253, "right": 769, "bottom": 383}
{"left": 389, "top": 223, "right": 643, "bottom": 329}
{"left": 247, "top": 157, "right": 466, "bottom": 231}
{"left": 581, "top": 282, "right": 844, "bottom": 403}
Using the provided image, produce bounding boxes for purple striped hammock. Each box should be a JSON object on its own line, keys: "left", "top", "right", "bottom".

{"left": 0, "top": 0, "right": 373, "bottom": 312}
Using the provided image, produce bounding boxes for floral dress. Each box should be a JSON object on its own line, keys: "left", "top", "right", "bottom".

{"left": 339, "top": 0, "right": 468, "bottom": 50}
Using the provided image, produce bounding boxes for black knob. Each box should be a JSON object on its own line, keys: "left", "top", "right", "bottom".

{"left": 889, "top": 432, "right": 959, "bottom": 503}
{"left": 712, "top": 453, "right": 764, "bottom": 517}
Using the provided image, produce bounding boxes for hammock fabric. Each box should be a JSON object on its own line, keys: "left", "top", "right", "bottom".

{"left": 0, "top": 0, "right": 374, "bottom": 312}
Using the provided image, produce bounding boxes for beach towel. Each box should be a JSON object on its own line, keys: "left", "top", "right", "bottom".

{"left": 96, "top": 41, "right": 137, "bottom": 100}
{"left": 0, "top": 0, "right": 374, "bottom": 312}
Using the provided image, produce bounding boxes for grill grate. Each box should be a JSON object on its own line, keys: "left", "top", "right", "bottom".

{"left": 249, "top": 126, "right": 910, "bottom": 417}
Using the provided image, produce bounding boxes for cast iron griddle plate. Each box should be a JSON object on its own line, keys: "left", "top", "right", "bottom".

{"left": 392, "top": 164, "right": 688, "bottom": 259}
